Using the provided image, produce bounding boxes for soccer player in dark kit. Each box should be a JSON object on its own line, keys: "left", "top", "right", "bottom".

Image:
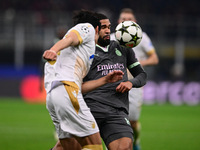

{"left": 82, "top": 13, "right": 147, "bottom": 150}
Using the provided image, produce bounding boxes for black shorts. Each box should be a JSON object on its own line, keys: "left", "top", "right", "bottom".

{"left": 88, "top": 101, "right": 133, "bottom": 147}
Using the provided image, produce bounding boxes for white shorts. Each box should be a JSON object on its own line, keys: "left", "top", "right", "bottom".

{"left": 128, "top": 88, "right": 143, "bottom": 121}
{"left": 46, "top": 82, "right": 99, "bottom": 139}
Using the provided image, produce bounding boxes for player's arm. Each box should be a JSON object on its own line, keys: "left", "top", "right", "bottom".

{"left": 43, "top": 31, "right": 80, "bottom": 61}
{"left": 116, "top": 48, "right": 147, "bottom": 93}
{"left": 126, "top": 48, "right": 147, "bottom": 88}
{"left": 82, "top": 70, "right": 124, "bottom": 94}
{"left": 140, "top": 51, "right": 159, "bottom": 67}
{"left": 128, "top": 63, "right": 147, "bottom": 87}
{"left": 116, "top": 64, "right": 147, "bottom": 93}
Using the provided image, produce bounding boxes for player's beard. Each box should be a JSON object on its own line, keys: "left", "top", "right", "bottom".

{"left": 98, "top": 35, "right": 110, "bottom": 47}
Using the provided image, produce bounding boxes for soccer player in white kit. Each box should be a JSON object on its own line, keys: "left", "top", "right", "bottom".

{"left": 43, "top": 10, "right": 124, "bottom": 150}
{"left": 111, "top": 8, "right": 159, "bottom": 150}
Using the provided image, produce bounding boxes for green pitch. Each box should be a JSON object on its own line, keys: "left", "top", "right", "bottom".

{"left": 139, "top": 103, "right": 200, "bottom": 150}
{"left": 0, "top": 98, "right": 55, "bottom": 150}
{"left": 0, "top": 98, "right": 200, "bottom": 150}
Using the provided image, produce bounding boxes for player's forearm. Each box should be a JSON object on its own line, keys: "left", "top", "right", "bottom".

{"left": 140, "top": 53, "right": 159, "bottom": 66}
{"left": 50, "top": 38, "right": 73, "bottom": 53}
{"left": 81, "top": 77, "right": 107, "bottom": 94}
{"left": 129, "top": 71, "right": 147, "bottom": 88}
{"left": 140, "top": 59, "right": 158, "bottom": 66}
{"left": 128, "top": 64, "right": 147, "bottom": 87}
{"left": 49, "top": 31, "right": 80, "bottom": 54}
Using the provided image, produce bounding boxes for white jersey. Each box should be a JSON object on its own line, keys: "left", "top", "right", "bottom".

{"left": 44, "top": 23, "right": 95, "bottom": 93}
{"left": 45, "top": 23, "right": 99, "bottom": 138}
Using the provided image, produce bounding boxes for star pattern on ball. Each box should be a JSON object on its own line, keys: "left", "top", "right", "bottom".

{"left": 115, "top": 21, "right": 142, "bottom": 48}
{"left": 119, "top": 37, "right": 129, "bottom": 46}
{"left": 118, "top": 24, "right": 129, "bottom": 35}
{"left": 131, "top": 32, "right": 141, "bottom": 42}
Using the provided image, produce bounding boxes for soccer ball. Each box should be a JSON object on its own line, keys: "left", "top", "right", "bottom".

{"left": 115, "top": 21, "right": 142, "bottom": 48}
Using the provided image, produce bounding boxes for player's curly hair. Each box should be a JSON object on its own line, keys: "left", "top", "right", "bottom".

{"left": 96, "top": 13, "right": 108, "bottom": 20}
{"left": 73, "top": 9, "right": 101, "bottom": 30}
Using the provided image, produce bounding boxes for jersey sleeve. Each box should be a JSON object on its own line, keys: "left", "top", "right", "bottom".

{"left": 141, "top": 32, "right": 155, "bottom": 55}
{"left": 126, "top": 48, "right": 139, "bottom": 70}
{"left": 126, "top": 48, "right": 147, "bottom": 87}
{"left": 65, "top": 23, "right": 95, "bottom": 45}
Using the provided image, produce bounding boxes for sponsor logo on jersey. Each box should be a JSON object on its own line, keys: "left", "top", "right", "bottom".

{"left": 97, "top": 63, "right": 124, "bottom": 71}
{"left": 97, "top": 63, "right": 124, "bottom": 75}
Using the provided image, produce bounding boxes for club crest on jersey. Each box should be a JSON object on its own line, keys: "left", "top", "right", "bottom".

{"left": 81, "top": 26, "right": 90, "bottom": 34}
{"left": 115, "top": 48, "right": 122, "bottom": 56}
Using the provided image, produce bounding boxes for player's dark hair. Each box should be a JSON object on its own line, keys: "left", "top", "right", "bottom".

{"left": 73, "top": 9, "right": 101, "bottom": 30}
{"left": 96, "top": 13, "right": 108, "bottom": 20}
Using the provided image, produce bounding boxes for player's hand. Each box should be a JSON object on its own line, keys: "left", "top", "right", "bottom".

{"left": 116, "top": 81, "right": 132, "bottom": 93}
{"left": 43, "top": 50, "right": 57, "bottom": 61}
{"left": 106, "top": 70, "right": 124, "bottom": 83}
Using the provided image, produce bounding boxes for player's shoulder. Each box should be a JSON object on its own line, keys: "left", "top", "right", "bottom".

{"left": 72, "top": 23, "right": 95, "bottom": 34}
{"left": 142, "top": 31, "right": 147, "bottom": 36}
{"left": 110, "top": 40, "right": 118, "bottom": 47}
{"left": 80, "top": 23, "right": 94, "bottom": 30}
{"left": 141, "top": 32, "right": 151, "bottom": 41}
{"left": 74, "top": 22, "right": 94, "bottom": 28}
{"left": 109, "top": 40, "right": 124, "bottom": 50}
{"left": 109, "top": 40, "right": 134, "bottom": 56}
{"left": 67, "top": 23, "right": 95, "bottom": 43}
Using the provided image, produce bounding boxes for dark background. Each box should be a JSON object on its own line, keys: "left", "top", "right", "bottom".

{"left": 1, "top": 0, "right": 200, "bottom": 98}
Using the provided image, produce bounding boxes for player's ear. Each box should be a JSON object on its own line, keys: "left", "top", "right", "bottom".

{"left": 94, "top": 26, "right": 99, "bottom": 44}
{"left": 95, "top": 26, "right": 99, "bottom": 34}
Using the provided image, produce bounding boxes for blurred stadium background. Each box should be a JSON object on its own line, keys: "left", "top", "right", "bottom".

{"left": 1, "top": 0, "right": 200, "bottom": 105}
{"left": 0, "top": 0, "right": 200, "bottom": 149}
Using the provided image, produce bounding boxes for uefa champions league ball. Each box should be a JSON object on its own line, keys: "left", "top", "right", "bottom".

{"left": 115, "top": 21, "right": 143, "bottom": 48}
